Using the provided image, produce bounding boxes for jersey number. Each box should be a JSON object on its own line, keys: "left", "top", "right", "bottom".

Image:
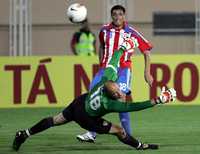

{"left": 90, "top": 96, "right": 101, "bottom": 110}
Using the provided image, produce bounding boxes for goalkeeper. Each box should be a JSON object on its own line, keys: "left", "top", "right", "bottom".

{"left": 12, "top": 37, "right": 176, "bottom": 151}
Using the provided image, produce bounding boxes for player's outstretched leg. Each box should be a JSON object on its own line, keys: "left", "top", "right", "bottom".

{"left": 109, "top": 124, "right": 159, "bottom": 150}
{"left": 12, "top": 117, "right": 54, "bottom": 151}
{"left": 12, "top": 113, "right": 67, "bottom": 151}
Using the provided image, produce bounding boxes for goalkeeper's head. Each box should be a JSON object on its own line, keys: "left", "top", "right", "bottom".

{"left": 103, "top": 81, "right": 126, "bottom": 100}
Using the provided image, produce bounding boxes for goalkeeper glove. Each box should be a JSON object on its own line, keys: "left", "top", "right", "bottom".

{"left": 155, "top": 87, "right": 176, "bottom": 104}
{"left": 120, "top": 37, "right": 139, "bottom": 51}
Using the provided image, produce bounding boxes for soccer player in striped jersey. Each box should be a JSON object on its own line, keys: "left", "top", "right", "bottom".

{"left": 12, "top": 37, "right": 176, "bottom": 151}
{"left": 77, "top": 5, "right": 153, "bottom": 142}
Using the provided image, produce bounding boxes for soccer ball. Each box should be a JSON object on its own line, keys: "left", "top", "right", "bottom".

{"left": 67, "top": 3, "right": 87, "bottom": 23}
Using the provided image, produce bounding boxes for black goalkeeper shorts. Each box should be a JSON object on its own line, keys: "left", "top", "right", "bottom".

{"left": 62, "top": 93, "right": 112, "bottom": 134}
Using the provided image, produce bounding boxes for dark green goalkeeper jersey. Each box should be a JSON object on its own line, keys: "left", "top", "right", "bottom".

{"left": 85, "top": 48, "right": 154, "bottom": 117}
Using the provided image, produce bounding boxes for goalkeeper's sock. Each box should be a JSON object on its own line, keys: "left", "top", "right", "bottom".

{"left": 117, "top": 133, "right": 141, "bottom": 149}
{"left": 28, "top": 117, "right": 54, "bottom": 135}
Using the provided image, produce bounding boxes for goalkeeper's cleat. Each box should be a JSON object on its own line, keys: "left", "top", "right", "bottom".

{"left": 12, "top": 130, "right": 28, "bottom": 151}
{"left": 76, "top": 132, "right": 96, "bottom": 143}
{"left": 136, "top": 143, "right": 159, "bottom": 150}
{"left": 156, "top": 87, "right": 176, "bottom": 104}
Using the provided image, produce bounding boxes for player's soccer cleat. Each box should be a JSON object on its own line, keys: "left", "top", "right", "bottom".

{"left": 12, "top": 130, "right": 28, "bottom": 151}
{"left": 156, "top": 87, "right": 177, "bottom": 104}
{"left": 136, "top": 143, "right": 159, "bottom": 150}
{"left": 76, "top": 132, "right": 96, "bottom": 143}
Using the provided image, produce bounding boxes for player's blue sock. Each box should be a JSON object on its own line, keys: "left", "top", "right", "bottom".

{"left": 119, "top": 112, "right": 132, "bottom": 135}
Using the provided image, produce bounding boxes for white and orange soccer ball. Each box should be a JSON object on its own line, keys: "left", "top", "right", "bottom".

{"left": 67, "top": 3, "right": 87, "bottom": 23}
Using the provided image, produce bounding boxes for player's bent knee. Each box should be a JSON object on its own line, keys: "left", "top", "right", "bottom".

{"left": 53, "top": 113, "right": 67, "bottom": 125}
{"left": 117, "top": 128, "right": 126, "bottom": 138}
{"left": 109, "top": 124, "right": 126, "bottom": 138}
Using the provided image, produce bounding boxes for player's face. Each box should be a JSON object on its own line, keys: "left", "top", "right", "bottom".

{"left": 111, "top": 9, "right": 125, "bottom": 28}
{"left": 112, "top": 88, "right": 126, "bottom": 100}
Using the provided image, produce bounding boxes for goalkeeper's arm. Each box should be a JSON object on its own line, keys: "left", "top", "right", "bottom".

{"left": 102, "top": 38, "right": 136, "bottom": 82}
{"left": 104, "top": 99, "right": 155, "bottom": 113}
{"left": 103, "top": 86, "right": 177, "bottom": 112}
{"left": 102, "top": 48, "right": 124, "bottom": 82}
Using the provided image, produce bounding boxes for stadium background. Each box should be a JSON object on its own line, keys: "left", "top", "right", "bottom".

{"left": 0, "top": 0, "right": 199, "bottom": 55}
{"left": 0, "top": 0, "right": 200, "bottom": 154}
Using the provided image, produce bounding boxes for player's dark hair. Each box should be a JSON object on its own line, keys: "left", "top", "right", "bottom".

{"left": 103, "top": 88, "right": 117, "bottom": 100}
{"left": 111, "top": 5, "right": 126, "bottom": 14}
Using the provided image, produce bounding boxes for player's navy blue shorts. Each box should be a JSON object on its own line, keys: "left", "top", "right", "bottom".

{"left": 62, "top": 93, "right": 112, "bottom": 134}
{"left": 90, "top": 67, "right": 132, "bottom": 94}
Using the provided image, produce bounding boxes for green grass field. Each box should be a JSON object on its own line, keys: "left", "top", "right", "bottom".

{"left": 1, "top": 105, "right": 200, "bottom": 154}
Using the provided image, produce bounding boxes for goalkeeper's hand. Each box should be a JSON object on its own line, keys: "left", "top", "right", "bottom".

{"left": 156, "top": 87, "right": 177, "bottom": 104}
{"left": 120, "top": 36, "right": 139, "bottom": 51}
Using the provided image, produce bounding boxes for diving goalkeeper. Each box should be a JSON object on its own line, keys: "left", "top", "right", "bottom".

{"left": 12, "top": 37, "right": 176, "bottom": 151}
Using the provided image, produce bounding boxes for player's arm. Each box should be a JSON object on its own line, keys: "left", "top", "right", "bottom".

{"left": 89, "top": 38, "right": 137, "bottom": 92}
{"left": 104, "top": 98, "right": 154, "bottom": 112}
{"left": 102, "top": 48, "right": 124, "bottom": 81}
{"left": 133, "top": 31, "right": 153, "bottom": 86}
{"left": 104, "top": 87, "right": 176, "bottom": 112}
{"left": 102, "top": 38, "right": 136, "bottom": 82}
{"left": 143, "top": 51, "right": 153, "bottom": 86}
{"left": 89, "top": 48, "right": 125, "bottom": 93}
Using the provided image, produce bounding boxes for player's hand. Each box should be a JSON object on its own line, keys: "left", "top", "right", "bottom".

{"left": 158, "top": 87, "right": 177, "bottom": 104}
{"left": 120, "top": 37, "right": 139, "bottom": 51}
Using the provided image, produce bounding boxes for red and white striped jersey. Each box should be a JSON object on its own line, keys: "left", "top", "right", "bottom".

{"left": 99, "top": 22, "right": 153, "bottom": 68}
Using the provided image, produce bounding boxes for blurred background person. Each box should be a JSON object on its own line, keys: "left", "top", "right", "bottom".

{"left": 70, "top": 19, "right": 96, "bottom": 56}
